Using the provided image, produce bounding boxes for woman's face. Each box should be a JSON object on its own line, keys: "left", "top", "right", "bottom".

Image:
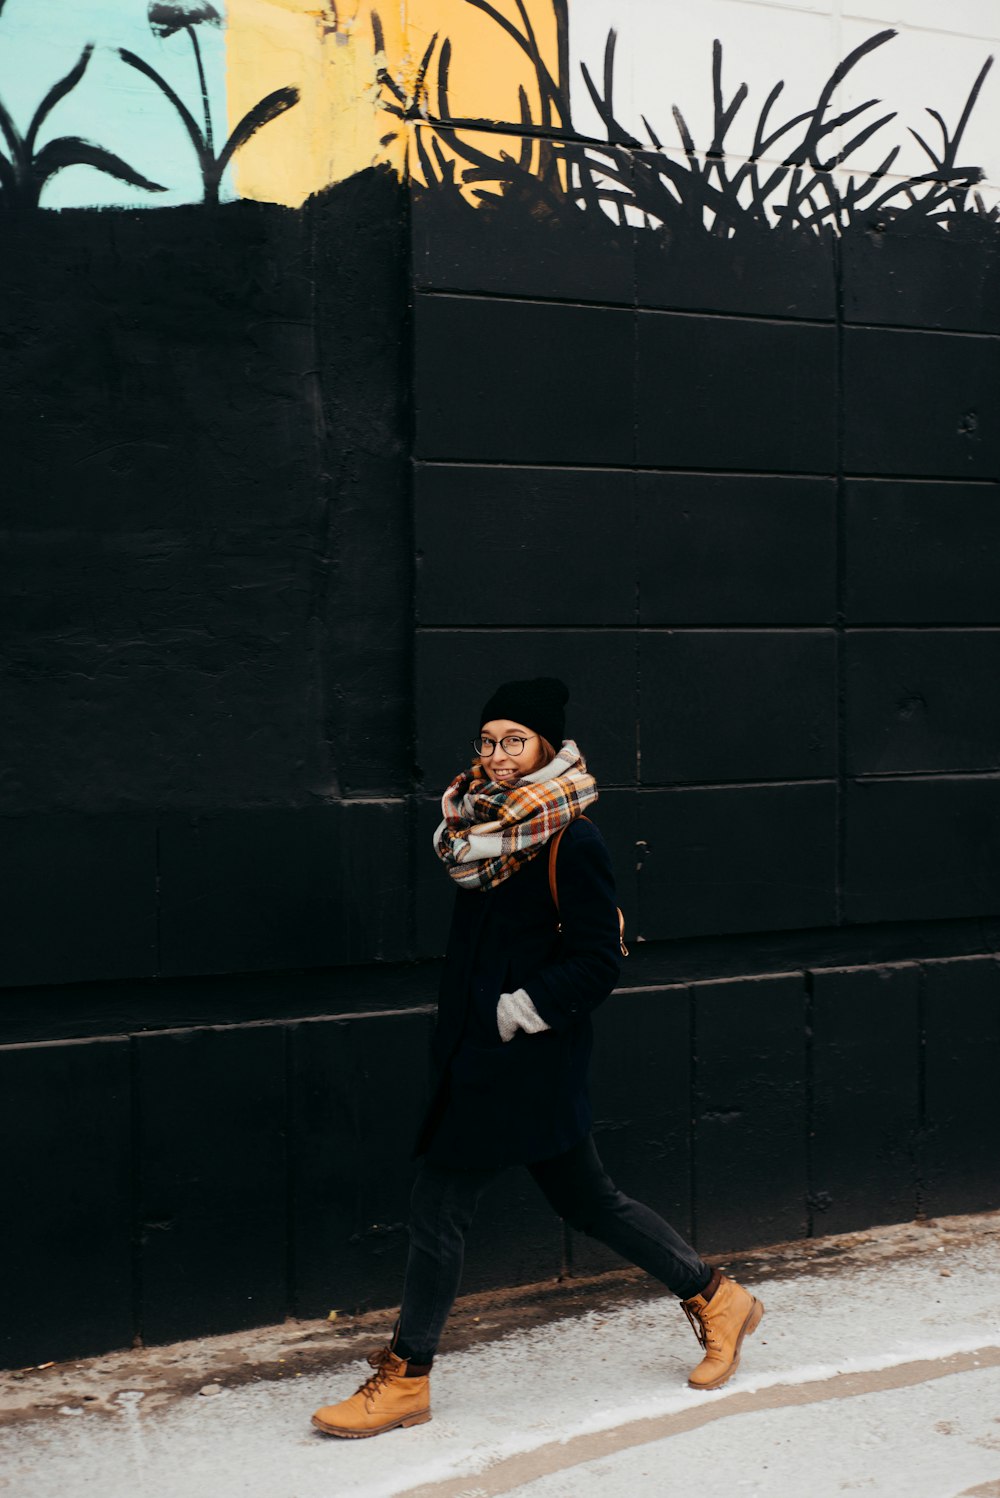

{"left": 479, "top": 718, "right": 549, "bottom": 784}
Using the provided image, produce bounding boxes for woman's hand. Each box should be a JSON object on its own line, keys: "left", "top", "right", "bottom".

{"left": 496, "top": 989, "right": 552, "bottom": 1043}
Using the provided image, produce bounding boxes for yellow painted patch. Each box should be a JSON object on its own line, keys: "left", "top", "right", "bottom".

{"left": 413, "top": 0, "right": 558, "bottom": 129}
{"left": 226, "top": 0, "right": 559, "bottom": 206}
{"left": 225, "top": 0, "right": 403, "bottom": 207}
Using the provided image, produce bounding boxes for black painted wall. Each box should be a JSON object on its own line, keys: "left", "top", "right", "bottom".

{"left": 2, "top": 168, "right": 412, "bottom": 988}
{"left": 4, "top": 75, "right": 1000, "bottom": 1365}
{"left": 6, "top": 953, "right": 1000, "bottom": 1367}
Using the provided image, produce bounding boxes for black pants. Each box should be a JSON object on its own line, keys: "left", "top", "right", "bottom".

{"left": 394, "top": 1134, "right": 711, "bottom": 1365}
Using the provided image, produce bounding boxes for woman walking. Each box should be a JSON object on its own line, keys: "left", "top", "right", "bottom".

{"left": 312, "top": 677, "right": 763, "bottom": 1439}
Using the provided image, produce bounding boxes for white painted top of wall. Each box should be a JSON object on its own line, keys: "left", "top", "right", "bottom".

{"left": 569, "top": 0, "right": 1000, "bottom": 211}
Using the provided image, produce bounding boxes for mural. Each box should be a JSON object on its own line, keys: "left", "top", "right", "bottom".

{"left": 0, "top": 0, "right": 996, "bottom": 219}
{"left": 394, "top": 2, "right": 998, "bottom": 240}
{"left": 120, "top": 3, "right": 299, "bottom": 205}
{"left": 0, "top": 41, "right": 165, "bottom": 207}
{"left": 0, "top": 0, "right": 298, "bottom": 206}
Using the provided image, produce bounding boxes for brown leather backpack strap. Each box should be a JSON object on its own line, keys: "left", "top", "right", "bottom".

{"left": 549, "top": 815, "right": 591, "bottom": 911}
{"left": 548, "top": 823, "right": 570, "bottom": 912}
{"left": 549, "top": 817, "right": 628, "bottom": 956}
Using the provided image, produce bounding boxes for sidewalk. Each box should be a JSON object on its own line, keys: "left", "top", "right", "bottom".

{"left": 2, "top": 1212, "right": 999, "bottom": 1498}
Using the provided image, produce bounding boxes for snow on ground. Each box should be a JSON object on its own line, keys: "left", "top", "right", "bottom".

{"left": 1, "top": 1233, "right": 999, "bottom": 1498}
{"left": 508, "top": 1370, "right": 1000, "bottom": 1498}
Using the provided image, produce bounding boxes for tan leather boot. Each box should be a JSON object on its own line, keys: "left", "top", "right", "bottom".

{"left": 311, "top": 1347, "right": 431, "bottom": 1438}
{"left": 682, "top": 1275, "right": 764, "bottom": 1391}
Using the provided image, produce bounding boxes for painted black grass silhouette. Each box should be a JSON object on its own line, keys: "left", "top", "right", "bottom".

{"left": 371, "top": 8, "right": 437, "bottom": 131}
{"left": 584, "top": 28, "right": 995, "bottom": 235}
{"left": 903, "top": 54, "right": 997, "bottom": 224}
{"left": 120, "top": 1, "right": 300, "bottom": 206}
{"left": 374, "top": 0, "right": 577, "bottom": 213}
{"left": 0, "top": 43, "right": 164, "bottom": 208}
{"left": 400, "top": 0, "right": 997, "bottom": 237}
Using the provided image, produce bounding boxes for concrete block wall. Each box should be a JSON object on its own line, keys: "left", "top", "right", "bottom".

{"left": 409, "top": 0, "right": 1000, "bottom": 956}
{"left": 4, "top": 0, "right": 1000, "bottom": 1366}
{"left": 6, "top": 954, "right": 999, "bottom": 1368}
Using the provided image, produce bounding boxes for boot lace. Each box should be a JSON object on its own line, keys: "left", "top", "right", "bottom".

{"left": 683, "top": 1299, "right": 722, "bottom": 1354}
{"left": 355, "top": 1347, "right": 398, "bottom": 1410}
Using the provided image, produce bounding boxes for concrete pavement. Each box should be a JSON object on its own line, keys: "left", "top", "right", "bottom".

{"left": 2, "top": 1211, "right": 999, "bottom": 1497}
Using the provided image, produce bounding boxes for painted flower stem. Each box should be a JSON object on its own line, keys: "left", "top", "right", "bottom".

{"left": 0, "top": 44, "right": 164, "bottom": 208}
{"left": 187, "top": 24, "right": 214, "bottom": 159}
{"left": 120, "top": 46, "right": 299, "bottom": 206}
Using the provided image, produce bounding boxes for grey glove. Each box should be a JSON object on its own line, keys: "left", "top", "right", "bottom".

{"left": 496, "top": 988, "right": 552, "bottom": 1043}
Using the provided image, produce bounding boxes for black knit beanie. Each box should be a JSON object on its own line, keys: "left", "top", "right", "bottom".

{"left": 478, "top": 677, "right": 569, "bottom": 752}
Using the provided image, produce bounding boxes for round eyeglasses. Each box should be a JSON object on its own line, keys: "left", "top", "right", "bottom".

{"left": 473, "top": 734, "right": 538, "bottom": 757}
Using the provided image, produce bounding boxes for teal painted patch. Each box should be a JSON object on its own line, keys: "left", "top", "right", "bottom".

{"left": 0, "top": 0, "right": 234, "bottom": 208}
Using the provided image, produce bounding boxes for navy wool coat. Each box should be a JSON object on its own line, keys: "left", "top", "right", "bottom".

{"left": 417, "top": 817, "right": 622, "bottom": 1170}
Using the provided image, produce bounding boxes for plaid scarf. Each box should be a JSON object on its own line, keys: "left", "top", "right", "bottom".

{"left": 434, "top": 740, "right": 598, "bottom": 891}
